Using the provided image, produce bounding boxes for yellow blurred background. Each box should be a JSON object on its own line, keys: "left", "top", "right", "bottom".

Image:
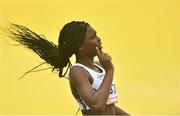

{"left": 0, "top": 0, "right": 179, "bottom": 115}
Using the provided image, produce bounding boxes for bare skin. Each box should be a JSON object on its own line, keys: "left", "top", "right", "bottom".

{"left": 69, "top": 25, "right": 129, "bottom": 115}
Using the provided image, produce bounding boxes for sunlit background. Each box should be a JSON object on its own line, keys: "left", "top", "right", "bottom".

{"left": 0, "top": 0, "right": 179, "bottom": 115}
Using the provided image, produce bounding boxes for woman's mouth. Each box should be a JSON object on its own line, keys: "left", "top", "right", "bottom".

{"left": 99, "top": 43, "right": 103, "bottom": 50}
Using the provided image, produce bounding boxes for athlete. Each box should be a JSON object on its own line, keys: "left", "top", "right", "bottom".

{"left": 4, "top": 21, "right": 129, "bottom": 115}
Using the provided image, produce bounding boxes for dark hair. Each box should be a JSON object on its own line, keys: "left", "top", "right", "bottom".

{"left": 4, "top": 21, "right": 89, "bottom": 79}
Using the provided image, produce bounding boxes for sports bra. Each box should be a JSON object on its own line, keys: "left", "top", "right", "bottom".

{"left": 69, "top": 63, "right": 118, "bottom": 110}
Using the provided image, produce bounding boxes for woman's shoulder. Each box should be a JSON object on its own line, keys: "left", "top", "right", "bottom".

{"left": 69, "top": 64, "right": 90, "bottom": 78}
{"left": 69, "top": 65, "right": 84, "bottom": 75}
{"left": 69, "top": 64, "right": 93, "bottom": 84}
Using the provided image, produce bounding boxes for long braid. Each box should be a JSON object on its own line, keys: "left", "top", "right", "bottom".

{"left": 3, "top": 21, "right": 89, "bottom": 79}
{"left": 5, "top": 23, "right": 60, "bottom": 67}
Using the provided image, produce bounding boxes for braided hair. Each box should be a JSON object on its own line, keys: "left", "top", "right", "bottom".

{"left": 58, "top": 21, "right": 89, "bottom": 77}
{"left": 4, "top": 21, "right": 89, "bottom": 79}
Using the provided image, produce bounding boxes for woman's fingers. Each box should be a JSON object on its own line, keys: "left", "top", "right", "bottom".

{"left": 96, "top": 47, "right": 101, "bottom": 59}
{"left": 96, "top": 47, "right": 114, "bottom": 71}
{"left": 96, "top": 47, "right": 111, "bottom": 61}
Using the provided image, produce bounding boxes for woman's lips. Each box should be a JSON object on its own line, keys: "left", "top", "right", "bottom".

{"left": 99, "top": 43, "right": 103, "bottom": 49}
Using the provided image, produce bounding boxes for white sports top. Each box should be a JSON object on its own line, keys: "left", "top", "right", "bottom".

{"left": 70, "top": 63, "right": 118, "bottom": 110}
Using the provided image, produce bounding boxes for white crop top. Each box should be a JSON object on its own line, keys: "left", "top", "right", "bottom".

{"left": 69, "top": 63, "right": 118, "bottom": 110}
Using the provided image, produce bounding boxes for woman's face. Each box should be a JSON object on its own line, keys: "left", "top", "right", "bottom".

{"left": 79, "top": 25, "right": 102, "bottom": 57}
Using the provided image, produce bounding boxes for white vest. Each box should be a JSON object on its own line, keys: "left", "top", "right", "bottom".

{"left": 70, "top": 63, "right": 118, "bottom": 110}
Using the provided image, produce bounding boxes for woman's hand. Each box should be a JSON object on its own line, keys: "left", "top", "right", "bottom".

{"left": 96, "top": 47, "right": 114, "bottom": 72}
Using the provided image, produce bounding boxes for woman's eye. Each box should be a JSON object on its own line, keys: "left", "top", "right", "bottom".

{"left": 91, "top": 36, "right": 95, "bottom": 39}
{"left": 91, "top": 34, "right": 96, "bottom": 39}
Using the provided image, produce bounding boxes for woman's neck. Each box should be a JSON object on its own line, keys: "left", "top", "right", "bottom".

{"left": 76, "top": 56, "right": 95, "bottom": 69}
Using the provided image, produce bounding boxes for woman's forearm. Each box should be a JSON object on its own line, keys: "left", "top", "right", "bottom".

{"left": 92, "top": 70, "right": 114, "bottom": 110}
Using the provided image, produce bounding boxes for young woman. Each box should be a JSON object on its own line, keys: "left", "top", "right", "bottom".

{"left": 5, "top": 21, "right": 129, "bottom": 115}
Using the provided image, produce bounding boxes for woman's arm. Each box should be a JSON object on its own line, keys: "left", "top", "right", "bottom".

{"left": 70, "top": 48, "right": 114, "bottom": 112}
{"left": 70, "top": 66, "right": 114, "bottom": 112}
